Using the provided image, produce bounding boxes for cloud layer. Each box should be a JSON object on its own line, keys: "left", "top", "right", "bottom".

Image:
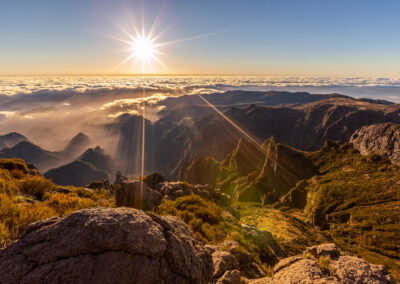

{"left": 1, "top": 75, "right": 400, "bottom": 153}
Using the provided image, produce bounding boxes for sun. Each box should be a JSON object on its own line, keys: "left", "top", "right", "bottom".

{"left": 105, "top": 8, "right": 216, "bottom": 74}
{"left": 131, "top": 36, "right": 156, "bottom": 66}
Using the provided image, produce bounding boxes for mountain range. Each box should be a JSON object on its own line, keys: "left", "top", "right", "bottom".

{"left": 1, "top": 90, "right": 400, "bottom": 281}
{"left": 2, "top": 90, "right": 400, "bottom": 185}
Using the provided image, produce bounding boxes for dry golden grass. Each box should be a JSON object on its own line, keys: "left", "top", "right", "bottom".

{"left": 0, "top": 158, "right": 113, "bottom": 248}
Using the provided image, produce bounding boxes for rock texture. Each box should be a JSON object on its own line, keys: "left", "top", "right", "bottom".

{"left": 351, "top": 123, "right": 400, "bottom": 165}
{"left": 113, "top": 92, "right": 400, "bottom": 178}
{"left": 154, "top": 181, "right": 213, "bottom": 201}
{"left": 249, "top": 243, "right": 395, "bottom": 284}
{"left": 116, "top": 180, "right": 162, "bottom": 210}
{"left": 0, "top": 207, "right": 213, "bottom": 284}
{"left": 208, "top": 240, "right": 266, "bottom": 280}
{"left": 143, "top": 172, "right": 168, "bottom": 189}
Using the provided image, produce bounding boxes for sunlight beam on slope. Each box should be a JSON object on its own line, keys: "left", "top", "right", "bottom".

{"left": 196, "top": 94, "right": 265, "bottom": 153}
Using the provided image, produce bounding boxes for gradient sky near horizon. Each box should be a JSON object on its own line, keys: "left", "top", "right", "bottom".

{"left": 1, "top": 0, "right": 400, "bottom": 76}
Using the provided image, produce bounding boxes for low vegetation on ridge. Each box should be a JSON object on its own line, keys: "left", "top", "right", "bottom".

{"left": 0, "top": 159, "right": 113, "bottom": 248}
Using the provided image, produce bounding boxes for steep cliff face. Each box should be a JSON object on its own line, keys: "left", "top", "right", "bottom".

{"left": 351, "top": 123, "right": 400, "bottom": 165}
{"left": 192, "top": 98, "right": 400, "bottom": 161}
{"left": 178, "top": 138, "right": 317, "bottom": 203}
{"left": 248, "top": 142, "right": 317, "bottom": 202}
{"left": 179, "top": 155, "right": 220, "bottom": 186}
{"left": 112, "top": 93, "right": 400, "bottom": 179}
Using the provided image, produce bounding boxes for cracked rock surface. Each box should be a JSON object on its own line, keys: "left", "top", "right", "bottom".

{"left": 249, "top": 243, "right": 395, "bottom": 284}
{"left": 0, "top": 207, "right": 213, "bottom": 284}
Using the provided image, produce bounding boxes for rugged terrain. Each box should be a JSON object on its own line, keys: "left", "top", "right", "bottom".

{"left": 1, "top": 90, "right": 400, "bottom": 282}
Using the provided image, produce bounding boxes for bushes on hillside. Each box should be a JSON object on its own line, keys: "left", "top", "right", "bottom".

{"left": 158, "top": 195, "right": 230, "bottom": 242}
{"left": 0, "top": 159, "right": 28, "bottom": 174}
{"left": 0, "top": 158, "right": 113, "bottom": 248}
{"left": 19, "top": 176, "right": 56, "bottom": 199}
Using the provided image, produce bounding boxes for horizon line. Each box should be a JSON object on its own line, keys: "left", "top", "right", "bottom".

{"left": 0, "top": 73, "right": 394, "bottom": 78}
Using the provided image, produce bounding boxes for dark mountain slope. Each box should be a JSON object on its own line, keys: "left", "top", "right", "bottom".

{"left": 0, "top": 132, "right": 28, "bottom": 150}
{"left": 44, "top": 160, "right": 110, "bottom": 187}
{"left": 61, "top": 133, "right": 91, "bottom": 160}
{"left": 189, "top": 98, "right": 400, "bottom": 160}
{"left": 114, "top": 92, "right": 400, "bottom": 178}
{"left": 0, "top": 141, "right": 62, "bottom": 171}
{"left": 79, "top": 146, "right": 114, "bottom": 174}
{"left": 158, "top": 90, "right": 354, "bottom": 116}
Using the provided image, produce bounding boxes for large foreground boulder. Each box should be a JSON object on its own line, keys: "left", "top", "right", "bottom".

{"left": 249, "top": 243, "right": 395, "bottom": 284}
{"left": 0, "top": 207, "right": 213, "bottom": 284}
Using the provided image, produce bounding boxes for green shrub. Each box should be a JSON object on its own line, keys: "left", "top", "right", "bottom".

{"left": 10, "top": 169, "right": 26, "bottom": 179}
{"left": 159, "top": 195, "right": 226, "bottom": 242}
{"left": 13, "top": 196, "right": 24, "bottom": 203}
{"left": 318, "top": 256, "right": 331, "bottom": 275}
{"left": 19, "top": 176, "right": 56, "bottom": 199}
{"left": 0, "top": 169, "right": 114, "bottom": 248}
{"left": 0, "top": 178, "right": 19, "bottom": 195}
{"left": 0, "top": 159, "right": 28, "bottom": 174}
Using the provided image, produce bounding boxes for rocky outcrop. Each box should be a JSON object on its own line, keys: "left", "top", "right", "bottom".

{"left": 209, "top": 241, "right": 266, "bottom": 280}
{"left": 228, "top": 138, "right": 265, "bottom": 177}
{"left": 86, "top": 180, "right": 114, "bottom": 191}
{"left": 116, "top": 180, "right": 162, "bottom": 210}
{"left": 143, "top": 172, "right": 168, "bottom": 189}
{"left": 211, "top": 251, "right": 240, "bottom": 280}
{"left": 27, "top": 163, "right": 42, "bottom": 176}
{"left": 239, "top": 140, "right": 317, "bottom": 202}
{"left": 0, "top": 208, "right": 214, "bottom": 284}
{"left": 249, "top": 243, "right": 395, "bottom": 284}
{"left": 351, "top": 123, "right": 400, "bottom": 165}
{"left": 114, "top": 170, "right": 128, "bottom": 184}
{"left": 215, "top": 270, "right": 241, "bottom": 284}
{"left": 154, "top": 181, "right": 214, "bottom": 201}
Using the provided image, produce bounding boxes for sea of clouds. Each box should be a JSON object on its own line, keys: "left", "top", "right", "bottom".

{"left": 1, "top": 75, "right": 400, "bottom": 152}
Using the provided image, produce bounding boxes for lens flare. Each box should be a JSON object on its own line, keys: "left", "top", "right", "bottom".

{"left": 197, "top": 94, "right": 265, "bottom": 153}
{"left": 131, "top": 36, "right": 155, "bottom": 64}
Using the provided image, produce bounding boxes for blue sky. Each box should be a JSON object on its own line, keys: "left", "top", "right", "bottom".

{"left": 0, "top": 0, "right": 400, "bottom": 76}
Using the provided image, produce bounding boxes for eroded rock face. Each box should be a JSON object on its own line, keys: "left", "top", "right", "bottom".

{"left": 249, "top": 243, "right": 395, "bottom": 284}
{"left": 155, "top": 181, "right": 194, "bottom": 200}
{"left": 143, "top": 172, "right": 168, "bottom": 189}
{"left": 209, "top": 240, "right": 266, "bottom": 279}
{"left": 351, "top": 123, "right": 400, "bottom": 165}
{"left": 0, "top": 207, "right": 213, "bottom": 284}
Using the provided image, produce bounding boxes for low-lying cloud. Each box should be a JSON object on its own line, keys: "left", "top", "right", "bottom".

{"left": 1, "top": 75, "right": 400, "bottom": 153}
